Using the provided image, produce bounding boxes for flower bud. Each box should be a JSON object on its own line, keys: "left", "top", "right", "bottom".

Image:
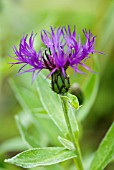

{"left": 51, "top": 70, "right": 70, "bottom": 94}
{"left": 69, "top": 83, "right": 84, "bottom": 105}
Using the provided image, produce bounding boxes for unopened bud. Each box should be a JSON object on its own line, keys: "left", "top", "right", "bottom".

{"left": 69, "top": 83, "right": 84, "bottom": 105}
{"left": 51, "top": 70, "right": 70, "bottom": 94}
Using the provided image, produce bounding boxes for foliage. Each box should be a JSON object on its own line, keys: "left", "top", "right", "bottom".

{"left": 0, "top": 0, "right": 114, "bottom": 170}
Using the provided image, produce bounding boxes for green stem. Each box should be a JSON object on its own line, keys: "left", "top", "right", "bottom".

{"left": 61, "top": 96, "right": 84, "bottom": 170}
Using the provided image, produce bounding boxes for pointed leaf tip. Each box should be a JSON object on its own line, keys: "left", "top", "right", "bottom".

{"left": 4, "top": 147, "right": 77, "bottom": 168}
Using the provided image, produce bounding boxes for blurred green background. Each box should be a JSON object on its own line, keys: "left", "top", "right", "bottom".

{"left": 0, "top": 0, "right": 114, "bottom": 169}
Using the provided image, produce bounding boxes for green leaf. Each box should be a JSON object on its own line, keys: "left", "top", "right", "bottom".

{"left": 0, "top": 137, "right": 27, "bottom": 155}
{"left": 36, "top": 72, "right": 68, "bottom": 136}
{"left": 66, "top": 93, "right": 79, "bottom": 110}
{"left": 15, "top": 114, "right": 42, "bottom": 148}
{"left": 58, "top": 136, "right": 75, "bottom": 151}
{"left": 33, "top": 113, "right": 62, "bottom": 146}
{"left": 30, "top": 163, "right": 64, "bottom": 170}
{"left": 60, "top": 95, "right": 79, "bottom": 139}
{"left": 90, "top": 122, "right": 114, "bottom": 170}
{"left": 68, "top": 104, "right": 79, "bottom": 139}
{"left": 77, "top": 56, "right": 100, "bottom": 121}
{"left": 9, "top": 77, "right": 42, "bottom": 112}
{"left": 5, "top": 147, "right": 77, "bottom": 168}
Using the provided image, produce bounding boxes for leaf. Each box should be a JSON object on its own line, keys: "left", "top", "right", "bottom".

{"left": 33, "top": 113, "right": 62, "bottom": 146}
{"left": 0, "top": 137, "right": 27, "bottom": 155}
{"left": 77, "top": 56, "right": 100, "bottom": 121}
{"left": 90, "top": 122, "right": 114, "bottom": 170}
{"left": 36, "top": 72, "right": 68, "bottom": 136}
{"left": 5, "top": 147, "right": 77, "bottom": 168}
{"left": 58, "top": 136, "right": 75, "bottom": 151}
{"left": 30, "top": 163, "right": 64, "bottom": 170}
{"left": 66, "top": 93, "right": 79, "bottom": 110}
{"left": 68, "top": 104, "right": 79, "bottom": 139}
{"left": 15, "top": 114, "right": 42, "bottom": 148}
{"left": 9, "top": 77, "right": 42, "bottom": 112}
{"left": 60, "top": 94, "right": 79, "bottom": 139}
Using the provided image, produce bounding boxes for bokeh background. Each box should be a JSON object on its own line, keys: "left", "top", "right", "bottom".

{"left": 0, "top": 0, "right": 114, "bottom": 170}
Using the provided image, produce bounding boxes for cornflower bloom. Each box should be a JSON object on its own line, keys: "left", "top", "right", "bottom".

{"left": 10, "top": 26, "right": 102, "bottom": 94}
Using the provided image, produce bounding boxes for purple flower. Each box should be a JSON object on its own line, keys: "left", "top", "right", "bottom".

{"left": 10, "top": 26, "right": 102, "bottom": 81}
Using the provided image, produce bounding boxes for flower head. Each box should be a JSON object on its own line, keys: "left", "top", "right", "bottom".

{"left": 10, "top": 26, "right": 102, "bottom": 94}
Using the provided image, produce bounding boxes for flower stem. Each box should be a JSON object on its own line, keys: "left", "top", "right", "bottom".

{"left": 61, "top": 96, "right": 84, "bottom": 170}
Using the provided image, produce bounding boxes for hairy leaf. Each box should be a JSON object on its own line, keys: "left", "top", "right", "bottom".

{"left": 90, "top": 122, "right": 114, "bottom": 170}
{"left": 5, "top": 147, "right": 76, "bottom": 168}
{"left": 36, "top": 73, "right": 68, "bottom": 136}
{"left": 58, "top": 136, "right": 75, "bottom": 150}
